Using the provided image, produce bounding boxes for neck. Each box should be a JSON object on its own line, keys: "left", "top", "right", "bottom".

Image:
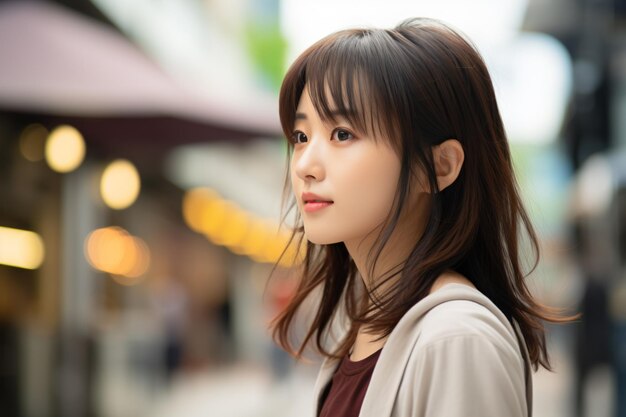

{"left": 344, "top": 195, "right": 428, "bottom": 296}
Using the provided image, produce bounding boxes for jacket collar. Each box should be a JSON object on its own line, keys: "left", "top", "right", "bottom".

{"left": 312, "top": 283, "right": 532, "bottom": 417}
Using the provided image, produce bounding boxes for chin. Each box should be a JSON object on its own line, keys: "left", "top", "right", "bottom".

{"left": 303, "top": 229, "right": 343, "bottom": 245}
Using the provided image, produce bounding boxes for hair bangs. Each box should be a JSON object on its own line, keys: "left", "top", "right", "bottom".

{"left": 280, "top": 30, "right": 397, "bottom": 147}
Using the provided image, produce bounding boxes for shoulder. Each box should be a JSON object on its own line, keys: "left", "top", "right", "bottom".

{"left": 396, "top": 291, "right": 528, "bottom": 416}
{"left": 418, "top": 299, "right": 518, "bottom": 350}
{"left": 360, "top": 284, "right": 529, "bottom": 416}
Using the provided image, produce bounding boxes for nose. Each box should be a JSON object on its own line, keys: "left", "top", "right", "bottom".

{"left": 292, "top": 136, "right": 325, "bottom": 182}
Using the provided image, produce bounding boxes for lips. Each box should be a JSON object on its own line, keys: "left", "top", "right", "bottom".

{"left": 301, "top": 192, "right": 334, "bottom": 213}
{"left": 301, "top": 192, "right": 333, "bottom": 204}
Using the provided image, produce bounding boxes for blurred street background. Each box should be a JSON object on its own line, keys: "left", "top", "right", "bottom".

{"left": 0, "top": 0, "right": 625, "bottom": 416}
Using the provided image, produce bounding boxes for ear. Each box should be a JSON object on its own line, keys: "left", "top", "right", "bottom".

{"left": 432, "top": 139, "right": 464, "bottom": 192}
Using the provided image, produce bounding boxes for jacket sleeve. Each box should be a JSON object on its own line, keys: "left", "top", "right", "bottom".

{"left": 409, "top": 334, "right": 528, "bottom": 417}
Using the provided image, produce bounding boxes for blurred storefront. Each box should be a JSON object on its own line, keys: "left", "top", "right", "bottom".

{"left": 0, "top": 1, "right": 302, "bottom": 417}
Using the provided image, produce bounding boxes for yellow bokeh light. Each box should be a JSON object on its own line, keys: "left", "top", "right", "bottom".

{"left": 0, "top": 226, "right": 45, "bottom": 269}
{"left": 114, "top": 234, "right": 138, "bottom": 276}
{"left": 180, "top": 187, "right": 305, "bottom": 266}
{"left": 214, "top": 203, "right": 250, "bottom": 248}
{"left": 282, "top": 236, "right": 307, "bottom": 267}
{"left": 45, "top": 125, "right": 86, "bottom": 173}
{"left": 100, "top": 159, "right": 141, "bottom": 210}
{"left": 84, "top": 226, "right": 150, "bottom": 281}
{"left": 199, "top": 199, "right": 230, "bottom": 240}
{"left": 19, "top": 123, "right": 48, "bottom": 162}
{"left": 124, "top": 237, "right": 150, "bottom": 278}
{"left": 234, "top": 219, "right": 270, "bottom": 256}
{"left": 259, "top": 231, "right": 305, "bottom": 268}
{"left": 182, "top": 188, "right": 219, "bottom": 232}
{"left": 260, "top": 234, "right": 283, "bottom": 264}
{"left": 85, "top": 227, "right": 127, "bottom": 273}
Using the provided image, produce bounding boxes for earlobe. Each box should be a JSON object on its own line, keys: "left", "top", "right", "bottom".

{"left": 433, "top": 139, "right": 464, "bottom": 192}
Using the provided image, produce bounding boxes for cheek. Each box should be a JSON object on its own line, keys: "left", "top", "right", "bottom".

{"left": 289, "top": 160, "right": 299, "bottom": 191}
{"left": 336, "top": 152, "right": 400, "bottom": 225}
{"left": 347, "top": 146, "right": 398, "bottom": 191}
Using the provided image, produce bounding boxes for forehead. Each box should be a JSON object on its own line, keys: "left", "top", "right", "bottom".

{"left": 295, "top": 85, "right": 315, "bottom": 113}
{"left": 295, "top": 85, "right": 345, "bottom": 119}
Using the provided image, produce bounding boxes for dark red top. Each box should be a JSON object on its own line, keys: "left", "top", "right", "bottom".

{"left": 318, "top": 347, "right": 383, "bottom": 417}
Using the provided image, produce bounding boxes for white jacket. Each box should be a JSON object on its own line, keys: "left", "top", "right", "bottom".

{"left": 311, "top": 283, "right": 533, "bottom": 417}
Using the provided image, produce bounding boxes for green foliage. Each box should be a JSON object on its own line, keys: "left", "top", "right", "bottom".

{"left": 244, "top": 20, "right": 287, "bottom": 92}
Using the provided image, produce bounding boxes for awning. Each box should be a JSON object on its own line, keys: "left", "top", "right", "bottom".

{"left": 0, "top": 1, "right": 281, "bottom": 154}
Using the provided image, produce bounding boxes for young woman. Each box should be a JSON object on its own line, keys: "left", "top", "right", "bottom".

{"left": 270, "top": 17, "right": 570, "bottom": 417}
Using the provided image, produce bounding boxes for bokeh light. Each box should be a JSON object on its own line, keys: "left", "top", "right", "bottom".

{"left": 182, "top": 187, "right": 219, "bottom": 232}
{"left": 198, "top": 198, "right": 230, "bottom": 238}
{"left": 19, "top": 123, "right": 48, "bottom": 162}
{"left": 232, "top": 219, "right": 270, "bottom": 256}
{"left": 84, "top": 226, "right": 151, "bottom": 283}
{"left": 0, "top": 226, "right": 45, "bottom": 269}
{"left": 204, "top": 200, "right": 242, "bottom": 246}
{"left": 182, "top": 187, "right": 304, "bottom": 266}
{"left": 100, "top": 159, "right": 141, "bottom": 210}
{"left": 45, "top": 124, "right": 86, "bottom": 173}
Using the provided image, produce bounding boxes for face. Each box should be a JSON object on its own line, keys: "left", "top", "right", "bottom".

{"left": 290, "top": 86, "right": 403, "bottom": 246}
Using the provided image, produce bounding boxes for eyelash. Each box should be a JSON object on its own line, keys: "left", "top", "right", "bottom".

{"left": 290, "top": 128, "right": 356, "bottom": 144}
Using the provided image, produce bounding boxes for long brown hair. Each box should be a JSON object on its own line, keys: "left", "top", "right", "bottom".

{"left": 269, "top": 17, "right": 571, "bottom": 370}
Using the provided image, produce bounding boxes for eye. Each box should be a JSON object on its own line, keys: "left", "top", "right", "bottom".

{"left": 291, "top": 131, "right": 308, "bottom": 144}
{"left": 332, "top": 128, "right": 355, "bottom": 142}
